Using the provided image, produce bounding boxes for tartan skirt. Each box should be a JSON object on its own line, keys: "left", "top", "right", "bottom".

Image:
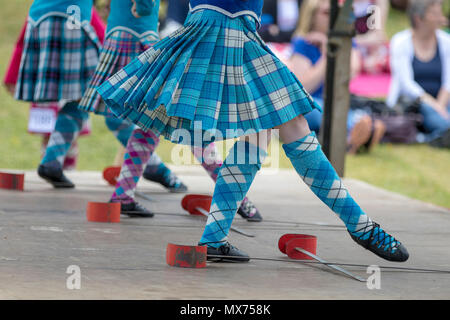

{"left": 79, "top": 30, "right": 158, "bottom": 116}
{"left": 98, "top": 9, "right": 321, "bottom": 146}
{"left": 15, "top": 16, "right": 100, "bottom": 102}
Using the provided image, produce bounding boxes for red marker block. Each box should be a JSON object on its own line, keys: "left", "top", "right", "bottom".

{"left": 166, "top": 243, "right": 207, "bottom": 268}
{"left": 284, "top": 235, "right": 318, "bottom": 260}
{"left": 102, "top": 166, "right": 121, "bottom": 186}
{"left": 278, "top": 233, "right": 315, "bottom": 254}
{"left": 186, "top": 198, "right": 212, "bottom": 216}
{"left": 86, "top": 202, "right": 121, "bottom": 223}
{"left": 0, "top": 172, "right": 25, "bottom": 191}
{"left": 181, "top": 194, "right": 212, "bottom": 211}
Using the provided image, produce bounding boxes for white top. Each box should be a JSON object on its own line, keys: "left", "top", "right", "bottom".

{"left": 387, "top": 29, "right": 450, "bottom": 107}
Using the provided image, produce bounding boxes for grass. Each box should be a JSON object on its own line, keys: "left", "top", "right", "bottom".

{"left": 0, "top": 0, "right": 449, "bottom": 209}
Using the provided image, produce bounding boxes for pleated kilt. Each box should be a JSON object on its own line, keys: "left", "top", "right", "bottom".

{"left": 98, "top": 9, "right": 321, "bottom": 146}
{"left": 79, "top": 29, "right": 158, "bottom": 116}
{"left": 15, "top": 15, "right": 100, "bottom": 102}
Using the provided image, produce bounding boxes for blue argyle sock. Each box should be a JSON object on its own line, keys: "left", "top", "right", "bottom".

{"left": 199, "top": 141, "right": 267, "bottom": 248}
{"left": 41, "top": 101, "right": 88, "bottom": 169}
{"left": 104, "top": 116, "right": 135, "bottom": 147}
{"left": 282, "top": 132, "right": 379, "bottom": 240}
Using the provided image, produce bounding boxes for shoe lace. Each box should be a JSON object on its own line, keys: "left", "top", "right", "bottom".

{"left": 357, "top": 222, "right": 400, "bottom": 252}
{"left": 219, "top": 242, "right": 236, "bottom": 255}
{"left": 166, "top": 173, "right": 181, "bottom": 188}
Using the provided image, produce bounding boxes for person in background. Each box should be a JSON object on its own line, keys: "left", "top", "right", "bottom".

{"left": 159, "top": 0, "right": 189, "bottom": 38}
{"left": 288, "top": 0, "right": 386, "bottom": 154}
{"left": 387, "top": 0, "right": 450, "bottom": 148}
{"left": 259, "top": 0, "right": 303, "bottom": 43}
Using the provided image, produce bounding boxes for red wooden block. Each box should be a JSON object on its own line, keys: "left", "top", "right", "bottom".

{"left": 102, "top": 166, "right": 121, "bottom": 186}
{"left": 166, "top": 243, "right": 207, "bottom": 268}
{"left": 181, "top": 194, "right": 212, "bottom": 211}
{"left": 0, "top": 172, "right": 24, "bottom": 191}
{"left": 278, "top": 233, "right": 314, "bottom": 254}
{"left": 285, "top": 236, "right": 318, "bottom": 260}
{"left": 186, "top": 197, "right": 212, "bottom": 216}
{"left": 86, "top": 202, "right": 121, "bottom": 223}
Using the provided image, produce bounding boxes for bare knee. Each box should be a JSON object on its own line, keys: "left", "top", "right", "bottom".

{"left": 277, "top": 115, "right": 311, "bottom": 144}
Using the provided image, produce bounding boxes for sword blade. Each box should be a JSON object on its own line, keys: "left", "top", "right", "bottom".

{"left": 295, "top": 247, "right": 366, "bottom": 282}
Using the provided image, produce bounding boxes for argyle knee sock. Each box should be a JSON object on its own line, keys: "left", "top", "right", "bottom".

{"left": 110, "top": 128, "right": 160, "bottom": 204}
{"left": 282, "top": 132, "right": 377, "bottom": 239}
{"left": 63, "top": 141, "right": 79, "bottom": 170}
{"left": 192, "top": 143, "right": 254, "bottom": 209}
{"left": 40, "top": 101, "right": 88, "bottom": 169}
{"left": 104, "top": 116, "right": 135, "bottom": 147}
{"left": 199, "top": 141, "right": 267, "bottom": 247}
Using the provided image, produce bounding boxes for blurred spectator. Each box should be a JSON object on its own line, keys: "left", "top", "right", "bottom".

{"left": 289, "top": 0, "right": 386, "bottom": 153}
{"left": 387, "top": 0, "right": 450, "bottom": 147}
{"left": 159, "top": 0, "right": 189, "bottom": 38}
{"left": 94, "top": 0, "right": 111, "bottom": 22}
{"left": 259, "top": 0, "right": 303, "bottom": 43}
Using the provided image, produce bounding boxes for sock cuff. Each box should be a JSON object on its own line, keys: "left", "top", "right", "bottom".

{"left": 226, "top": 140, "right": 268, "bottom": 167}
{"left": 282, "top": 132, "right": 320, "bottom": 158}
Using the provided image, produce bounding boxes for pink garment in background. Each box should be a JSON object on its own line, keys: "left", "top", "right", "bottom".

{"left": 349, "top": 73, "right": 391, "bottom": 98}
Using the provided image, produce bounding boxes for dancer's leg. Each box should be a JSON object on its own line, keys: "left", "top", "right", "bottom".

{"left": 198, "top": 132, "right": 270, "bottom": 261}
{"left": 142, "top": 152, "right": 188, "bottom": 192}
{"left": 104, "top": 116, "right": 134, "bottom": 147}
{"left": 279, "top": 115, "right": 408, "bottom": 262}
{"left": 192, "top": 143, "right": 263, "bottom": 221}
{"left": 105, "top": 116, "right": 187, "bottom": 192}
{"left": 38, "top": 101, "right": 88, "bottom": 188}
{"left": 110, "top": 128, "right": 160, "bottom": 217}
{"left": 63, "top": 141, "right": 78, "bottom": 170}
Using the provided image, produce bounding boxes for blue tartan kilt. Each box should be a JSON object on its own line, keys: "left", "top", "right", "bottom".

{"left": 15, "top": 15, "right": 100, "bottom": 103}
{"left": 79, "top": 30, "right": 158, "bottom": 116}
{"left": 98, "top": 9, "right": 321, "bottom": 146}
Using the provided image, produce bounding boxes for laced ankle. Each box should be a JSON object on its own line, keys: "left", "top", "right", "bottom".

{"left": 353, "top": 222, "right": 400, "bottom": 253}
{"left": 164, "top": 173, "right": 181, "bottom": 187}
